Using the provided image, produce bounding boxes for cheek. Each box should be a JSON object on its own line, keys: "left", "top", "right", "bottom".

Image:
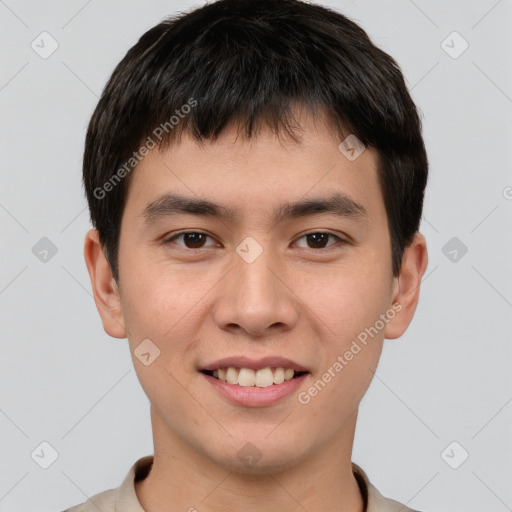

{"left": 299, "top": 327, "right": 384, "bottom": 427}
{"left": 120, "top": 276, "right": 200, "bottom": 420}
{"left": 307, "top": 258, "right": 392, "bottom": 338}
{"left": 119, "top": 256, "right": 211, "bottom": 381}
{"left": 119, "top": 254, "right": 196, "bottom": 338}
{"left": 304, "top": 258, "right": 391, "bottom": 408}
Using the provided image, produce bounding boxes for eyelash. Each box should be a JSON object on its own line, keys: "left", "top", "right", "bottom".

{"left": 162, "top": 231, "right": 347, "bottom": 251}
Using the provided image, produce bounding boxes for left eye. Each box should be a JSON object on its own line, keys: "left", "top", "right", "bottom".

{"left": 165, "top": 232, "right": 217, "bottom": 249}
{"left": 294, "top": 232, "right": 342, "bottom": 249}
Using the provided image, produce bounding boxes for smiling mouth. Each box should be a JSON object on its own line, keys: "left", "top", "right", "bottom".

{"left": 201, "top": 367, "right": 309, "bottom": 387}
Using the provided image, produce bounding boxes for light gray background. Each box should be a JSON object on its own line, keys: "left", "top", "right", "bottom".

{"left": 1, "top": 1, "right": 511, "bottom": 511}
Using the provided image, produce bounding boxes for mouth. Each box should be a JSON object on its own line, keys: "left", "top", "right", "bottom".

{"left": 200, "top": 357, "right": 311, "bottom": 406}
{"left": 201, "top": 367, "right": 309, "bottom": 387}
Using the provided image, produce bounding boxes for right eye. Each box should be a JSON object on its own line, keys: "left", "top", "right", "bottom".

{"left": 163, "top": 231, "right": 219, "bottom": 249}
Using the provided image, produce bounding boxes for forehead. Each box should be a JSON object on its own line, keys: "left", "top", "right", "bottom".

{"left": 124, "top": 112, "right": 384, "bottom": 226}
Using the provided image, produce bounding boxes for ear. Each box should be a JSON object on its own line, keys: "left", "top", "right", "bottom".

{"left": 384, "top": 232, "right": 428, "bottom": 340}
{"left": 83, "top": 228, "right": 127, "bottom": 338}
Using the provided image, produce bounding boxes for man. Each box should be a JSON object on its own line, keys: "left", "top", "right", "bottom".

{"left": 65, "top": 0, "right": 429, "bottom": 510}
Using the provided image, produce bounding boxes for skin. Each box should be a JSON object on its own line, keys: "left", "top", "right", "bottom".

{"left": 84, "top": 109, "right": 428, "bottom": 512}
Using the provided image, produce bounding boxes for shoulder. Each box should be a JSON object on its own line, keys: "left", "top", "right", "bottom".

{"left": 352, "top": 462, "right": 424, "bottom": 512}
{"left": 366, "top": 482, "right": 424, "bottom": 512}
{"left": 61, "top": 487, "right": 117, "bottom": 512}
{"left": 60, "top": 455, "right": 153, "bottom": 512}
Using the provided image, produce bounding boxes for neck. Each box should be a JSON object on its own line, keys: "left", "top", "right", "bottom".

{"left": 135, "top": 408, "right": 364, "bottom": 512}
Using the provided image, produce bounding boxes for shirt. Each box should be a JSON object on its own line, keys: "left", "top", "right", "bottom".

{"left": 62, "top": 455, "right": 421, "bottom": 512}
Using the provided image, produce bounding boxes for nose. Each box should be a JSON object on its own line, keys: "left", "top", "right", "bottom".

{"left": 212, "top": 243, "right": 300, "bottom": 338}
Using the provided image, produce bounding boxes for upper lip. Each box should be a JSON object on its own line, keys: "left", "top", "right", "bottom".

{"left": 201, "top": 356, "right": 309, "bottom": 372}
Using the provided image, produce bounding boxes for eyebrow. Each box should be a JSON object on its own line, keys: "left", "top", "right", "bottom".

{"left": 140, "top": 192, "right": 367, "bottom": 226}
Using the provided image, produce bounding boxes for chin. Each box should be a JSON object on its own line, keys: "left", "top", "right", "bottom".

{"left": 204, "top": 438, "right": 308, "bottom": 476}
{"left": 217, "top": 452, "right": 302, "bottom": 476}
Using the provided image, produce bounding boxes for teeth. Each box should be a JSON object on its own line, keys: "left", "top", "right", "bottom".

{"left": 226, "top": 367, "right": 238, "bottom": 385}
{"left": 238, "top": 368, "right": 255, "bottom": 387}
{"left": 212, "top": 366, "right": 302, "bottom": 387}
{"left": 284, "top": 368, "right": 294, "bottom": 380}
{"left": 255, "top": 368, "right": 274, "bottom": 387}
{"left": 273, "top": 367, "right": 285, "bottom": 384}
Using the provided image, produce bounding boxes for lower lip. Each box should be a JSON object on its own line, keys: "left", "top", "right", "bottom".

{"left": 202, "top": 372, "right": 309, "bottom": 407}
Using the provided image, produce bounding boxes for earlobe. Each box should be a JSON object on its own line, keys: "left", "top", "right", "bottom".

{"left": 384, "top": 232, "right": 428, "bottom": 340}
{"left": 83, "top": 228, "right": 127, "bottom": 339}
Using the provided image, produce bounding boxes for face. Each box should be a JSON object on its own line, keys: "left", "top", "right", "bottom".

{"left": 87, "top": 110, "right": 426, "bottom": 475}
